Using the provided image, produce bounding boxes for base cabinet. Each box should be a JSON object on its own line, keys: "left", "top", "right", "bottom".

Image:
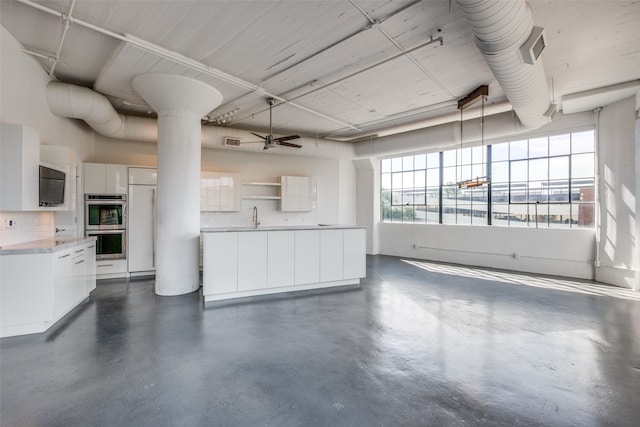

{"left": 203, "top": 232, "right": 238, "bottom": 295}
{"left": 320, "top": 230, "right": 344, "bottom": 283}
{"left": 344, "top": 229, "right": 366, "bottom": 279}
{"left": 1, "top": 241, "right": 97, "bottom": 338}
{"left": 267, "top": 231, "right": 295, "bottom": 288}
{"left": 95, "top": 259, "right": 127, "bottom": 276}
{"left": 85, "top": 243, "right": 97, "bottom": 294}
{"left": 203, "top": 228, "right": 365, "bottom": 302}
{"left": 294, "top": 230, "right": 320, "bottom": 285}
{"left": 237, "top": 232, "right": 267, "bottom": 291}
{"left": 53, "top": 248, "right": 73, "bottom": 319}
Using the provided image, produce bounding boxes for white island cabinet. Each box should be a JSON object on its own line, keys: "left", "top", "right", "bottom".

{"left": 267, "top": 231, "right": 295, "bottom": 288}
{"left": 238, "top": 232, "right": 268, "bottom": 291}
{"left": 294, "top": 230, "right": 320, "bottom": 285}
{"left": 202, "top": 226, "right": 366, "bottom": 303}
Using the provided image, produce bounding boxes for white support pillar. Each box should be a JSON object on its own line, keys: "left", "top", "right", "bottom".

{"left": 133, "top": 74, "right": 222, "bottom": 296}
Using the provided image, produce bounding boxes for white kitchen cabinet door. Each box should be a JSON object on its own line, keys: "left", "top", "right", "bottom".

{"left": 200, "top": 172, "right": 220, "bottom": 211}
{"left": 320, "top": 229, "right": 344, "bottom": 282}
{"left": 219, "top": 174, "right": 241, "bottom": 211}
{"left": 105, "top": 164, "right": 128, "bottom": 194}
{"left": 128, "top": 184, "right": 156, "bottom": 273}
{"left": 1, "top": 253, "right": 52, "bottom": 329}
{"left": 267, "top": 231, "right": 295, "bottom": 288}
{"left": 237, "top": 232, "right": 268, "bottom": 292}
{"left": 83, "top": 163, "right": 105, "bottom": 194}
{"left": 53, "top": 248, "right": 73, "bottom": 319}
{"left": 128, "top": 167, "right": 157, "bottom": 185}
{"left": 294, "top": 230, "right": 320, "bottom": 285}
{"left": 70, "top": 248, "right": 87, "bottom": 304}
{"left": 344, "top": 229, "right": 366, "bottom": 279}
{"left": 201, "top": 172, "right": 241, "bottom": 211}
{"left": 85, "top": 242, "right": 97, "bottom": 294}
{"left": 0, "top": 124, "right": 40, "bottom": 211}
{"left": 203, "top": 232, "right": 238, "bottom": 295}
{"left": 84, "top": 163, "right": 127, "bottom": 194}
{"left": 281, "top": 176, "right": 314, "bottom": 212}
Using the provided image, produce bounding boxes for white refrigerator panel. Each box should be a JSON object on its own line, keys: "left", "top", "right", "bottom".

{"left": 128, "top": 184, "right": 156, "bottom": 273}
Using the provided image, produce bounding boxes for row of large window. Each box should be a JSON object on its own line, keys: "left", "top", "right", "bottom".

{"left": 380, "top": 130, "right": 595, "bottom": 228}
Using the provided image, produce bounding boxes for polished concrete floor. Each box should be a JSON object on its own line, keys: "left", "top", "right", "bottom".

{"left": 1, "top": 255, "right": 639, "bottom": 426}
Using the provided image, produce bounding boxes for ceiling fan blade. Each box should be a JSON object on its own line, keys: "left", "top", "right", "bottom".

{"left": 240, "top": 140, "right": 266, "bottom": 144}
{"left": 250, "top": 132, "right": 267, "bottom": 140}
{"left": 274, "top": 135, "right": 300, "bottom": 143}
{"left": 277, "top": 141, "right": 302, "bottom": 148}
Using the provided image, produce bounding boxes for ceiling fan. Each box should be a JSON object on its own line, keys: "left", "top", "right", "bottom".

{"left": 245, "top": 98, "right": 301, "bottom": 150}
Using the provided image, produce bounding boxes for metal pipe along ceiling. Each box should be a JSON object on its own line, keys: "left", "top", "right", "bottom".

{"left": 455, "top": 0, "right": 553, "bottom": 129}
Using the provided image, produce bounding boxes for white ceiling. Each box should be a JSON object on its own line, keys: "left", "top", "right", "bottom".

{"left": 1, "top": 0, "right": 639, "bottom": 141}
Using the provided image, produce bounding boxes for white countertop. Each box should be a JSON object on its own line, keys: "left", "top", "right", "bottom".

{"left": 0, "top": 236, "right": 96, "bottom": 255}
{"left": 201, "top": 225, "right": 366, "bottom": 233}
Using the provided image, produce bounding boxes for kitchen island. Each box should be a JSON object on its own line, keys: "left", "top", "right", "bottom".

{"left": 201, "top": 225, "right": 366, "bottom": 303}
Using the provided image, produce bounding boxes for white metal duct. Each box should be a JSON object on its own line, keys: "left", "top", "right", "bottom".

{"left": 455, "top": 0, "right": 553, "bottom": 129}
{"left": 354, "top": 111, "right": 528, "bottom": 159}
{"left": 46, "top": 81, "right": 158, "bottom": 142}
{"left": 46, "top": 81, "right": 355, "bottom": 159}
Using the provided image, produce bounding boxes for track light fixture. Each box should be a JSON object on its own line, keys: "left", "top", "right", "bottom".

{"left": 203, "top": 108, "right": 240, "bottom": 125}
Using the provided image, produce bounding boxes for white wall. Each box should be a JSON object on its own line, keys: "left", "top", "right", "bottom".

{"left": 0, "top": 26, "right": 94, "bottom": 245}
{"left": 93, "top": 135, "right": 356, "bottom": 228}
{"left": 596, "top": 97, "right": 639, "bottom": 289}
{"left": 354, "top": 158, "right": 378, "bottom": 254}
{"left": 379, "top": 223, "right": 595, "bottom": 279}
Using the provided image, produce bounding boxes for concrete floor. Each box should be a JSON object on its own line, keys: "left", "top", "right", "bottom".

{"left": 1, "top": 255, "right": 639, "bottom": 426}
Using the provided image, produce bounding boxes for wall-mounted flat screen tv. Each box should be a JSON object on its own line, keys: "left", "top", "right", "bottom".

{"left": 39, "top": 165, "right": 65, "bottom": 206}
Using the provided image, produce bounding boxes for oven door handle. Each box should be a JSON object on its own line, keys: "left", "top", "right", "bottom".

{"left": 123, "top": 201, "right": 128, "bottom": 229}
{"left": 88, "top": 229, "right": 125, "bottom": 235}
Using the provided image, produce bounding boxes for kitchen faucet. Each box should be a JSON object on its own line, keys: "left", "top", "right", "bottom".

{"left": 252, "top": 206, "right": 260, "bottom": 228}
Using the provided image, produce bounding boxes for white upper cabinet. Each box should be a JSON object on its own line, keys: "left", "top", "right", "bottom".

{"left": 84, "top": 163, "right": 127, "bottom": 194}
{"left": 200, "top": 172, "right": 241, "bottom": 212}
{"left": 0, "top": 123, "right": 40, "bottom": 211}
{"left": 281, "top": 176, "right": 316, "bottom": 212}
{"left": 128, "top": 167, "right": 157, "bottom": 185}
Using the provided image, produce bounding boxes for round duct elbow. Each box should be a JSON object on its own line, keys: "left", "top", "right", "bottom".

{"left": 47, "top": 81, "right": 124, "bottom": 137}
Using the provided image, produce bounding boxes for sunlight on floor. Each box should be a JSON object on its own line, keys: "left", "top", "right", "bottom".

{"left": 402, "top": 259, "right": 640, "bottom": 302}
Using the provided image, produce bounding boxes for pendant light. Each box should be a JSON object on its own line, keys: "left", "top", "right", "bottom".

{"left": 457, "top": 85, "right": 490, "bottom": 189}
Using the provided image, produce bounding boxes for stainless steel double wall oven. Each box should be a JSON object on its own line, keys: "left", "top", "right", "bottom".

{"left": 85, "top": 194, "right": 127, "bottom": 260}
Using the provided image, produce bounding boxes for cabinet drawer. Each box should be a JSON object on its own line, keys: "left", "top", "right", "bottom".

{"left": 95, "top": 259, "right": 127, "bottom": 275}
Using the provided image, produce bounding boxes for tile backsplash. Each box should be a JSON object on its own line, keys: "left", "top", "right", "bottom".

{"left": 201, "top": 199, "right": 316, "bottom": 229}
{"left": 0, "top": 211, "right": 54, "bottom": 246}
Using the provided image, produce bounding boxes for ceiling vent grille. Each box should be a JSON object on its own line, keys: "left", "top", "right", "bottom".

{"left": 224, "top": 136, "right": 241, "bottom": 147}
{"left": 521, "top": 26, "right": 546, "bottom": 65}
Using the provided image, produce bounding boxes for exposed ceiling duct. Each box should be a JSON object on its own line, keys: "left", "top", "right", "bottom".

{"left": 353, "top": 110, "right": 528, "bottom": 159}
{"left": 45, "top": 81, "right": 355, "bottom": 159}
{"left": 46, "top": 81, "right": 158, "bottom": 142}
{"left": 455, "top": 0, "right": 555, "bottom": 129}
{"left": 47, "top": 81, "right": 535, "bottom": 161}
